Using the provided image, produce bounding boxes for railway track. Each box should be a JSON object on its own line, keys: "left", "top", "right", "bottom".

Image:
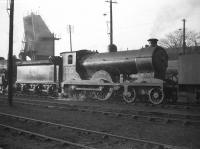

{"left": 0, "top": 112, "right": 186, "bottom": 149}
{"left": 1, "top": 93, "right": 200, "bottom": 111}
{"left": 0, "top": 124, "right": 95, "bottom": 149}
{"left": 0, "top": 97, "right": 200, "bottom": 127}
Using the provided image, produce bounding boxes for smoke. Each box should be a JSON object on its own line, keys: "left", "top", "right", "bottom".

{"left": 150, "top": 0, "right": 200, "bottom": 37}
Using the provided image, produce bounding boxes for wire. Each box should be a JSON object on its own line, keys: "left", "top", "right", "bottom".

{"left": 6, "top": 0, "right": 11, "bottom": 15}
{"left": 118, "top": 22, "right": 153, "bottom": 30}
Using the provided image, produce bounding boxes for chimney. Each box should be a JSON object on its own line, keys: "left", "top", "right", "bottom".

{"left": 148, "top": 38, "right": 158, "bottom": 47}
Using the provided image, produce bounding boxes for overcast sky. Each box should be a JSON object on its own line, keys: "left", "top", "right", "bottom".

{"left": 0, "top": 0, "right": 200, "bottom": 58}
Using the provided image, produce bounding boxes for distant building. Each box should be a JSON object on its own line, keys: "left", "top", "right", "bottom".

{"left": 19, "top": 13, "right": 59, "bottom": 61}
{"left": 166, "top": 46, "right": 200, "bottom": 61}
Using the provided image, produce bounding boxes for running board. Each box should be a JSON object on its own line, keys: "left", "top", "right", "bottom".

{"left": 75, "top": 87, "right": 103, "bottom": 91}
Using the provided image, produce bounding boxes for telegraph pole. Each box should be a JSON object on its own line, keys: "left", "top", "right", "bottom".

{"left": 67, "top": 25, "right": 73, "bottom": 52}
{"left": 182, "top": 19, "right": 186, "bottom": 54}
{"left": 109, "top": 0, "right": 113, "bottom": 45}
{"left": 7, "top": 0, "right": 15, "bottom": 106}
{"left": 105, "top": 0, "right": 117, "bottom": 45}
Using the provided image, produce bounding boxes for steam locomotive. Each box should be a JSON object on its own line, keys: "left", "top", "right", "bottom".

{"left": 1, "top": 38, "right": 199, "bottom": 104}
{"left": 0, "top": 39, "right": 171, "bottom": 104}
{"left": 60, "top": 38, "right": 168, "bottom": 105}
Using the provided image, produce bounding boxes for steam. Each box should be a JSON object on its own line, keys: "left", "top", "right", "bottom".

{"left": 150, "top": 0, "right": 200, "bottom": 37}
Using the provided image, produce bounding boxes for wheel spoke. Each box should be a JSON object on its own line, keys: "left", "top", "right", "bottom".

{"left": 95, "top": 86, "right": 113, "bottom": 101}
{"left": 148, "top": 88, "right": 164, "bottom": 105}
{"left": 123, "top": 88, "right": 136, "bottom": 103}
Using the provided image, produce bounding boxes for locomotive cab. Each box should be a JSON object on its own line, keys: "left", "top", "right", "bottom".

{"left": 60, "top": 51, "right": 80, "bottom": 82}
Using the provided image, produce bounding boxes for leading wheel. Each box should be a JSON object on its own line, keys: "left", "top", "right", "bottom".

{"left": 95, "top": 86, "right": 113, "bottom": 101}
{"left": 123, "top": 88, "right": 136, "bottom": 103}
{"left": 148, "top": 87, "right": 164, "bottom": 105}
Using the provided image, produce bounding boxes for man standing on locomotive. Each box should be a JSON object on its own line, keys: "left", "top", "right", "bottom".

{"left": 148, "top": 38, "right": 158, "bottom": 47}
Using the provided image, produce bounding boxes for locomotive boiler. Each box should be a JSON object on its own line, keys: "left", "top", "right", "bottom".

{"left": 61, "top": 39, "right": 169, "bottom": 104}
{"left": 81, "top": 45, "right": 168, "bottom": 81}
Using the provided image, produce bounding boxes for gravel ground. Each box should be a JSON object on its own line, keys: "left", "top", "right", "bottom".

{"left": 0, "top": 99, "right": 200, "bottom": 149}
{"left": 0, "top": 127, "right": 69, "bottom": 149}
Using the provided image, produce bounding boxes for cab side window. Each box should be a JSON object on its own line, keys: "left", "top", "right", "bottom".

{"left": 68, "top": 55, "right": 73, "bottom": 64}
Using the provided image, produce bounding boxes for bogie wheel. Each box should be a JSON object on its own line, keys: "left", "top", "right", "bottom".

{"left": 16, "top": 83, "right": 21, "bottom": 91}
{"left": 22, "top": 84, "right": 29, "bottom": 93}
{"left": 35, "top": 84, "right": 43, "bottom": 95}
{"left": 48, "top": 85, "right": 57, "bottom": 97}
{"left": 123, "top": 88, "right": 136, "bottom": 103}
{"left": 63, "top": 85, "right": 74, "bottom": 98}
{"left": 85, "top": 91, "right": 95, "bottom": 99}
{"left": 95, "top": 86, "right": 113, "bottom": 101}
{"left": 72, "top": 90, "right": 84, "bottom": 100}
{"left": 148, "top": 87, "right": 164, "bottom": 105}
